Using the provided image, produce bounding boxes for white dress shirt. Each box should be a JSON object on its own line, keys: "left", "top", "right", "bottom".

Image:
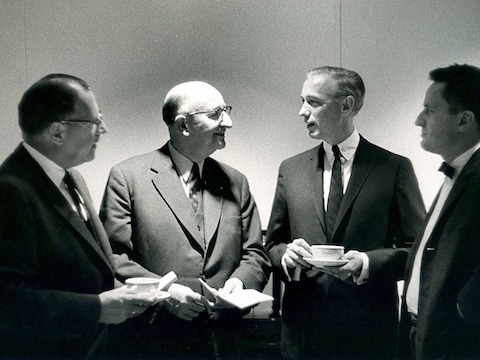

{"left": 22, "top": 142, "right": 79, "bottom": 214}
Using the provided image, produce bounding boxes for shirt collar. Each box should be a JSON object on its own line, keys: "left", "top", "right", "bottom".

{"left": 168, "top": 142, "right": 204, "bottom": 183}
{"left": 448, "top": 142, "right": 480, "bottom": 180}
{"left": 323, "top": 129, "right": 360, "bottom": 162}
{"left": 22, "top": 142, "right": 66, "bottom": 188}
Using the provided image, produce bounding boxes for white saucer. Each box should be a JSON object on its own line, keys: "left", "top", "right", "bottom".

{"left": 152, "top": 290, "right": 171, "bottom": 304}
{"left": 304, "top": 258, "right": 349, "bottom": 268}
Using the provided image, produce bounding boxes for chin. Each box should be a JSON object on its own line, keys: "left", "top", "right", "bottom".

{"left": 215, "top": 140, "right": 226, "bottom": 149}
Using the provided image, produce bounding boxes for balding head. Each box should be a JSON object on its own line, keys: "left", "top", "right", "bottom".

{"left": 162, "top": 81, "right": 223, "bottom": 125}
{"left": 162, "top": 81, "right": 233, "bottom": 162}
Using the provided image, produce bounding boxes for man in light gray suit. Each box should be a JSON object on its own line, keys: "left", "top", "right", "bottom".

{"left": 100, "top": 81, "right": 270, "bottom": 359}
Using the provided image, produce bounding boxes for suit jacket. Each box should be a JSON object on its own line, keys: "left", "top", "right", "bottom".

{"left": 399, "top": 149, "right": 480, "bottom": 360}
{"left": 265, "top": 136, "right": 425, "bottom": 359}
{"left": 100, "top": 143, "right": 270, "bottom": 307}
{"left": 0, "top": 144, "right": 116, "bottom": 359}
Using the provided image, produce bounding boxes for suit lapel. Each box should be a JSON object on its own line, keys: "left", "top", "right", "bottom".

{"left": 9, "top": 146, "right": 114, "bottom": 270}
{"left": 309, "top": 145, "right": 327, "bottom": 235}
{"left": 202, "top": 159, "right": 227, "bottom": 248}
{"left": 68, "top": 169, "right": 115, "bottom": 269}
{"left": 435, "top": 150, "right": 480, "bottom": 226}
{"left": 150, "top": 146, "right": 205, "bottom": 250}
{"left": 334, "top": 137, "right": 375, "bottom": 237}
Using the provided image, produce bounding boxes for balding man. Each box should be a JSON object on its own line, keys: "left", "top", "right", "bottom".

{"left": 100, "top": 81, "right": 270, "bottom": 359}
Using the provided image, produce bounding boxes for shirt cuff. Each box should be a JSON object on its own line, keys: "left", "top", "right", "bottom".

{"left": 353, "top": 252, "right": 369, "bottom": 285}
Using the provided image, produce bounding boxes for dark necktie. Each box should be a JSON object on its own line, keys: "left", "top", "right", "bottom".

{"left": 326, "top": 145, "right": 343, "bottom": 241}
{"left": 63, "top": 171, "right": 89, "bottom": 222}
{"left": 438, "top": 162, "right": 455, "bottom": 179}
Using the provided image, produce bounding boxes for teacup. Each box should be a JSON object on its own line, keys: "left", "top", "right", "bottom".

{"left": 125, "top": 277, "right": 161, "bottom": 296}
{"left": 310, "top": 245, "right": 344, "bottom": 260}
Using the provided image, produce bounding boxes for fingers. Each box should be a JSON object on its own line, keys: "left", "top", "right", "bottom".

{"left": 285, "top": 241, "right": 313, "bottom": 269}
{"left": 165, "top": 292, "right": 210, "bottom": 321}
{"left": 219, "top": 278, "right": 243, "bottom": 296}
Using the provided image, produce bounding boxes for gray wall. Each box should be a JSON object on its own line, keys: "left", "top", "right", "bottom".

{"left": 1, "top": 0, "right": 479, "bottom": 225}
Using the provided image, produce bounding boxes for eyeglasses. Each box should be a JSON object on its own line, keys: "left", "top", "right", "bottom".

{"left": 60, "top": 115, "right": 107, "bottom": 133}
{"left": 185, "top": 105, "right": 232, "bottom": 118}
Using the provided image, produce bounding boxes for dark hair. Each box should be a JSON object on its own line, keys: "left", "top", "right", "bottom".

{"left": 18, "top": 73, "right": 90, "bottom": 135}
{"left": 429, "top": 63, "right": 480, "bottom": 122}
{"left": 162, "top": 97, "right": 179, "bottom": 126}
{"left": 307, "top": 66, "right": 366, "bottom": 114}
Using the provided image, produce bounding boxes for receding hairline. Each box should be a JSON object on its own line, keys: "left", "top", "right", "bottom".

{"left": 164, "top": 81, "right": 220, "bottom": 103}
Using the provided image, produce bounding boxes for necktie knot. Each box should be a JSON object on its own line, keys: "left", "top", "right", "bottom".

{"left": 438, "top": 162, "right": 455, "bottom": 179}
{"left": 189, "top": 163, "right": 201, "bottom": 193}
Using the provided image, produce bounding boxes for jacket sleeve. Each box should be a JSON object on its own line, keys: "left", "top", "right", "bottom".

{"left": 264, "top": 162, "right": 290, "bottom": 274}
{"left": 367, "top": 157, "right": 426, "bottom": 282}
{"left": 100, "top": 166, "right": 161, "bottom": 281}
{"left": 229, "top": 173, "right": 271, "bottom": 291}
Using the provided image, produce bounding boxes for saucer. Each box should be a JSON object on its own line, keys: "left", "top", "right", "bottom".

{"left": 150, "top": 290, "right": 170, "bottom": 305}
{"left": 304, "top": 258, "right": 349, "bottom": 268}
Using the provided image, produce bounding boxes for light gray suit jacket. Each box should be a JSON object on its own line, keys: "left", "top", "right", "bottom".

{"left": 100, "top": 143, "right": 270, "bottom": 295}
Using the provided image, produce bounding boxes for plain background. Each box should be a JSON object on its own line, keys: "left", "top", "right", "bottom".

{"left": 1, "top": 0, "right": 479, "bottom": 226}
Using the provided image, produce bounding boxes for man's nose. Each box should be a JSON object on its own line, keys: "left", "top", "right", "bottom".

{"left": 414, "top": 112, "right": 424, "bottom": 126}
{"left": 299, "top": 103, "right": 309, "bottom": 117}
{"left": 220, "top": 112, "right": 233, "bottom": 128}
{"left": 97, "top": 119, "right": 108, "bottom": 134}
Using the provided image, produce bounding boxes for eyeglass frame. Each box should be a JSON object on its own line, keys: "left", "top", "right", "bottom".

{"left": 59, "top": 115, "right": 107, "bottom": 132}
{"left": 184, "top": 105, "right": 232, "bottom": 118}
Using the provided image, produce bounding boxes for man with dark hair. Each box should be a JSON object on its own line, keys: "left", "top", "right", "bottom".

{"left": 0, "top": 74, "right": 158, "bottom": 359}
{"left": 400, "top": 63, "right": 480, "bottom": 360}
{"left": 100, "top": 81, "right": 270, "bottom": 359}
{"left": 265, "top": 66, "right": 425, "bottom": 359}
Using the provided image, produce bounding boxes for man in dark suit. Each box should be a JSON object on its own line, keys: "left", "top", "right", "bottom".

{"left": 100, "top": 81, "right": 271, "bottom": 359}
{"left": 399, "top": 64, "right": 480, "bottom": 360}
{"left": 265, "top": 66, "right": 425, "bottom": 360}
{"left": 0, "top": 74, "right": 158, "bottom": 359}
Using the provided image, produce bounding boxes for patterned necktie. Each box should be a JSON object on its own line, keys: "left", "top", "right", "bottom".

{"left": 438, "top": 162, "right": 455, "bottom": 179}
{"left": 189, "top": 163, "right": 202, "bottom": 213}
{"left": 63, "top": 171, "right": 89, "bottom": 222}
{"left": 325, "top": 145, "right": 343, "bottom": 241}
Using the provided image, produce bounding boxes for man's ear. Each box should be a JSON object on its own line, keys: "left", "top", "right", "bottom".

{"left": 342, "top": 95, "right": 356, "bottom": 115}
{"left": 48, "top": 122, "right": 64, "bottom": 145}
{"left": 174, "top": 114, "right": 190, "bottom": 136}
{"left": 458, "top": 110, "right": 475, "bottom": 133}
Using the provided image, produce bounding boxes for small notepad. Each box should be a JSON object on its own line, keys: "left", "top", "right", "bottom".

{"left": 199, "top": 278, "right": 274, "bottom": 310}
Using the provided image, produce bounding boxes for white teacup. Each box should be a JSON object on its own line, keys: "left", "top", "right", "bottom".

{"left": 310, "top": 245, "right": 344, "bottom": 260}
{"left": 125, "top": 277, "right": 161, "bottom": 296}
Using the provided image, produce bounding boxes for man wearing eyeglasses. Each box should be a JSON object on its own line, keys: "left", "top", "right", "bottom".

{"left": 100, "top": 81, "right": 270, "bottom": 359}
{"left": 0, "top": 74, "right": 160, "bottom": 359}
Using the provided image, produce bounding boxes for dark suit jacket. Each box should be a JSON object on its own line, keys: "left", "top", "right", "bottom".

{"left": 0, "top": 144, "right": 116, "bottom": 359}
{"left": 399, "top": 148, "right": 480, "bottom": 360}
{"left": 265, "top": 137, "right": 425, "bottom": 359}
{"left": 100, "top": 144, "right": 270, "bottom": 321}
